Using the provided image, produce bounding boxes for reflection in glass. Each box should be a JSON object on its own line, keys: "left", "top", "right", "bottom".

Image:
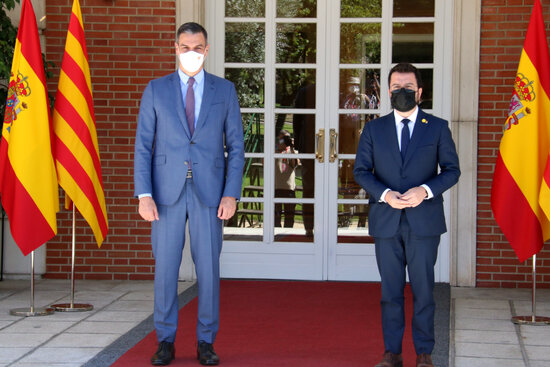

{"left": 392, "top": 22, "right": 434, "bottom": 64}
{"left": 274, "top": 204, "right": 314, "bottom": 242}
{"left": 340, "top": 23, "right": 381, "bottom": 64}
{"left": 226, "top": 23, "right": 265, "bottom": 63}
{"left": 276, "top": 69, "right": 316, "bottom": 109}
{"left": 418, "top": 68, "right": 433, "bottom": 109}
{"left": 339, "top": 69, "right": 380, "bottom": 110}
{"left": 341, "top": 0, "right": 382, "bottom": 18}
{"left": 242, "top": 113, "right": 264, "bottom": 153}
{"left": 275, "top": 113, "right": 316, "bottom": 154}
{"left": 276, "top": 23, "right": 316, "bottom": 64}
{"left": 224, "top": 202, "right": 264, "bottom": 242}
{"left": 225, "top": 0, "right": 265, "bottom": 17}
{"left": 242, "top": 157, "right": 264, "bottom": 194}
{"left": 337, "top": 204, "right": 372, "bottom": 244}
{"left": 225, "top": 68, "right": 265, "bottom": 108}
{"left": 277, "top": 0, "right": 316, "bottom": 18}
{"left": 393, "top": 0, "right": 434, "bottom": 17}
{"left": 339, "top": 114, "right": 379, "bottom": 154}
{"left": 338, "top": 159, "right": 364, "bottom": 199}
{"left": 337, "top": 159, "right": 371, "bottom": 244}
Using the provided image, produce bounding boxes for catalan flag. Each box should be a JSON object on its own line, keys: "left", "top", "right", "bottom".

{"left": 491, "top": 0, "right": 550, "bottom": 262}
{"left": 0, "top": 0, "right": 59, "bottom": 255}
{"left": 53, "top": 0, "right": 108, "bottom": 246}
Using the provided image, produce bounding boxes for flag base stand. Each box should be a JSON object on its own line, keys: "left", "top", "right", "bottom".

{"left": 51, "top": 303, "right": 93, "bottom": 312}
{"left": 10, "top": 307, "right": 54, "bottom": 317}
{"left": 51, "top": 205, "right": 93, "bottom": 313}
{"left": 511, "top": 255, "right": 550, "bottom": 326}
{"left": 9, "top": 251, "right": 54, "bottom": 317}
{"left": 512, "top": 315, "right": 550, "bottom": 325}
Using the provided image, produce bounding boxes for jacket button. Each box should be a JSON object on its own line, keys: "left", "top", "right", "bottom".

{"left": 184, "top": 161, "right": 188, "bottom": 165}
{"left": 190, "top": 141, "right": 196, "bottom": 144}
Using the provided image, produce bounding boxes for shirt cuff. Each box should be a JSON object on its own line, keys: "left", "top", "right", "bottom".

{"left": 421, "top": 184, "right": 433, "bottom": 199}
{"left": 138, "top": 193, "right": 152, "bottom": 199}
{"left": 380, "top": 188, "right": 390, "bottom": 202}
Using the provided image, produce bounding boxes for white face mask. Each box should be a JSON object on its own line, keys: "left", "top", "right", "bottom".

{"left": 179, "top": 51, "right": 204, "bottom": 74}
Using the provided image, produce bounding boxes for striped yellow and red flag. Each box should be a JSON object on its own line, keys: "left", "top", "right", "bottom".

{"left": 53, "top": 0, "right": 108, "bottom": 246}
{"left": 491, "top": 0, "right": 550, "bottom": 262}
{"left": 0, "top": 0, "right": 59, "bottom": 255}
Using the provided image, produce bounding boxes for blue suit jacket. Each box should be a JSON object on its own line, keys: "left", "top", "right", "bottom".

{"left": 353, "top": 109, "right": 460, "bottom": 237}
{"left": 134, "top": 71, "right": 245, "bottom": 207}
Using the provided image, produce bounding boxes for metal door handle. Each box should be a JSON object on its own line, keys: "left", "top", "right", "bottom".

{"left": 315, "top": 129, "right": 324, "bottom": 163}
{"left": 329, "top": 129, "right": 338, "bottom": 163}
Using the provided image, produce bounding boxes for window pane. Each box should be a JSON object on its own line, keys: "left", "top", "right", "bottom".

{"left": 225, "top": 68, "right": 265, "bottom": 108}
{"left": 339, "top": 69, "right": 381, "bottom": 110}
{"left": 276, "top": 69, "right": 316, "bottom": 108}
{"left": 242, "top": 157, "right": 264, "bottom": 191}
{"left": 277, "top": 0, "right": 317, "bottom": 18}
{"left": 276, "top": 23, "right": 316, "bottom": 64}
{"left": 392, "top": 22, "right": 434, "bottom": 63}
{"left": 225, "top": 0, "right": 265, "bottom": 17}
{"left": 339, "top": 114, "right": 379, "bottom": 154}
{"left": 226, "top": 23, "right": 265, "bottom": 63}
{"left": 337, "top": 203, "right": 372, "bottom": 243}
{"left": 341, "top": 0, "right": 382, "bottom": 18}
{"left": 243, "top": 113, "right": 264, "bottom": 153}
{"left": 418, "top": 68, "right": 433, "bottom": 109}
{"left": 274, "top": 203, "right": 314, "bottom": 242}
{"left": 224, "top": 202, "right": 263, "bottom": 241}
{"left": 274, "top": 113, "right": 315, "bottom": 154}
{"left": 393, "top": 0, "right": 434, "bottom": 17}
{"left": 340, "top": 23, "right": 381, "bottom": 64}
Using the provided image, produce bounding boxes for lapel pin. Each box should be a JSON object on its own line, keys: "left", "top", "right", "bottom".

{"left": 421, "top": 118, "right": 428, "bottom": 124}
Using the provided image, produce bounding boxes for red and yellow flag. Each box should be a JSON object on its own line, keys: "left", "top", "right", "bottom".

{"left": 53, "top": 0, "right": 108, "bottom": 246}
{"left": 491, "top": 0, "right": 550, "bottom": 262}
{"left": 0, "top": 0, "right": 59, "bottom": 255}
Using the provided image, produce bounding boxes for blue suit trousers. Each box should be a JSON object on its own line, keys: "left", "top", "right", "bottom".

{"left": 375, "top": 211, "right": 440, "bottom": 355}
{"left": 151, "top": 177, "right": 223, "bottom": 344}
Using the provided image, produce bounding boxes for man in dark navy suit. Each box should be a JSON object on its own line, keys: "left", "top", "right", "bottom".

{"left": 354, "top": 63, "right": 460, "bottom": 367}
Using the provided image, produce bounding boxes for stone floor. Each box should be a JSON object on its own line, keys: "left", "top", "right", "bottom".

{"left": 0, "top": 279, "right": 549, "bottom": 366}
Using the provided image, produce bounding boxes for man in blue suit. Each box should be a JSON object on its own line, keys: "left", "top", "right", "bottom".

{"left": 354, "top": 63, "right": 460, "bottom": 367}
{"left": 134, "top": 22, "right": 244, "bottom": 366}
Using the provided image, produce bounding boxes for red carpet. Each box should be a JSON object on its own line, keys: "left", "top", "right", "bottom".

{"left": 114, "top": 280, "right": 416, "bottom": 367}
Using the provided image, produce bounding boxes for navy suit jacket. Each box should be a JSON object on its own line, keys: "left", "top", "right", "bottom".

{"left": 353, "top": 109, "right": 460, "bottom": 237}
{"left": 134, "top": 71, "right": 245, "bottom": 207}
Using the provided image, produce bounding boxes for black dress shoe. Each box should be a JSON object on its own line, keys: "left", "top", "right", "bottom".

{"left": 197, "top": 341, "right": 220, "bottom": 366}
{"left": 151, "top": 341, "right": 175, "bottom": 366}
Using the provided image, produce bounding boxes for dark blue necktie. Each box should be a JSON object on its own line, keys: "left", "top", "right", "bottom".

{"left": 400, "top": 118, "right": 410, "bottom": 161}
{"left": 185, "top": 77, "right": 195, "bottom": 136}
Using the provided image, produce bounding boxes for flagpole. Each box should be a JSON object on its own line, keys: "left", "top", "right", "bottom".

{"left": 9, "top": 251, "right": 54, "bottom": 316}
{"left": 52, "top": 204, "right": 93, "bottom": 312}
{"left": 511, "top": 255, "right": 550, "bottom": 325}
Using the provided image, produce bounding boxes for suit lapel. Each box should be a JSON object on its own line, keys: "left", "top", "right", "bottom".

{"left": 381, "top": 113, "right": 402, "bottom": 165}
{"left": 194, "top": 71, "right": 216, "bottom": 136}
{"left": 403, "top": 109, "right": 429, "bottom": 164}
{"left": 171, "top": 72, "right": 192, "bottom": 138}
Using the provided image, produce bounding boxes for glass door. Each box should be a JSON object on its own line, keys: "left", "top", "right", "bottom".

{"left": 207, "top": 0, "right": 452, "bottom": 281}
{"left": 209, "top": 0, "right": 327, "bottom": 280}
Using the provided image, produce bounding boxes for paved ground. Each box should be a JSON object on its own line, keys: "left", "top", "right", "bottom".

{"left": 0, "top": 279, "right": 549, "bottom": 366}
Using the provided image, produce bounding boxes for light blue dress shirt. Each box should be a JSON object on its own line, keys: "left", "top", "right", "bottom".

{"left": 178, "top": 68, "right": 205, "bottom": 128}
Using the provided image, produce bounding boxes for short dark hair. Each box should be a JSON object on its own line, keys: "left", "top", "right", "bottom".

{"left": 388, "top": 63, "right": 422, "bottom": 88}
{"left": 176, "top": 22, "right": 208, "bottom": 44}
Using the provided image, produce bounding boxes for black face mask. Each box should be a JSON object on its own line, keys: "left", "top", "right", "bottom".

{"left": 390, "top": 88, "right": 417, "bottom": 112}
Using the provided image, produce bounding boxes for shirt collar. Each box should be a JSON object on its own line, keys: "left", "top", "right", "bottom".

{"left": 178, "top": 68, "right": 205, "bottom": 86}
{"left": 393, "top": 106, "right": 419, "bottom": 125}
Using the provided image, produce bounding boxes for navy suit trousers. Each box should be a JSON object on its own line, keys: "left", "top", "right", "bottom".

{"left": 374, "top": 211, "right": 440, "bottom": 355}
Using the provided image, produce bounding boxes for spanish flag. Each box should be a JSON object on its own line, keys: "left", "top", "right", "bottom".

{"left": 491, "top": 0, "right": 550, "bottom": 262}
{"left": 0, "top": 0, "right": 59, "bottom": 255}
{"left": 53, "top": 0, "right": 108, "bottom": 247}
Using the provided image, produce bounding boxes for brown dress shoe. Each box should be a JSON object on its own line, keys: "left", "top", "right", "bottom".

{"left": 416, "top": 353, "right": 434, "bottom": 367}
{"left": 374, "top": 351, "right": 403, "bottom": 367}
